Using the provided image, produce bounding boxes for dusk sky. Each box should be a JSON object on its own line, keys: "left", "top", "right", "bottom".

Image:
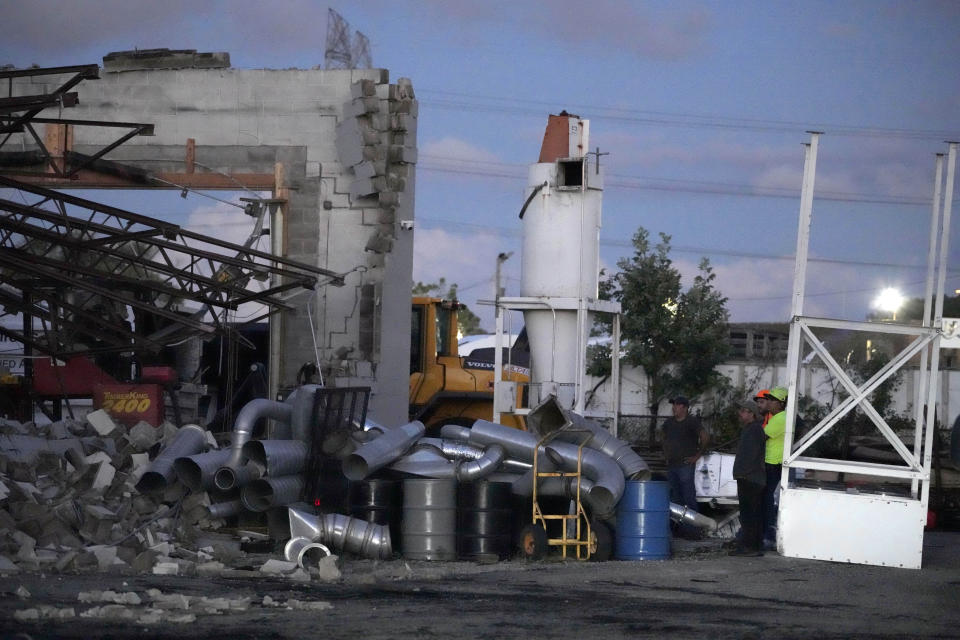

{"left": 3, "top": 1, "right": 960, "bottom": 331}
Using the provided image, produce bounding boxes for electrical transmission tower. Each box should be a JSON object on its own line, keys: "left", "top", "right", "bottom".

{"left": 325, "top": 8, "right": 353, "bottom": 69}
{"left": 351, "top": 31, "right": 372, "bottom": 69}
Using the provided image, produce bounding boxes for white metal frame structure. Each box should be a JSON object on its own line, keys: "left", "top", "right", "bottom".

{"left": 492, "top": 298, "right": 621, "bottom": 435}
{"left": 778, "top": 135, "right": 957, "bottom": 569}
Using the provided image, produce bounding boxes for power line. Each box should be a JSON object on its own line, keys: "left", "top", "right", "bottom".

{"left": 417, "top": 156, "right": 937, "bottom": 207}
{"left": 416, "top": 88, "right": 960, "bottom": 141}
{"left": 416, "top": 215, "right": 950, "bottom": 273}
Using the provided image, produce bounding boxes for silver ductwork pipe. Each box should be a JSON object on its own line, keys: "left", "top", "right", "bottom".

{"left": 221, "top": 398, "right": 294, "bottom": 472}
{"left": 343, "top": 421, "right": 425, "bottom": 481}
{"left": 468, "top": 419, "right": 540, "bottom": 460}
{"left": 242, "top": 440, "right": 308, "bottom": 477}
{"left": 468, "top": 419, "right": 624, "bottom": 517}
{"left": 419, "top": 437, "right": 484, "bottom": 460}
{"left": 214, "top": 460, "right": 264, "bottom": 491}
{"left": 174, "top": 449, "right": 230, "bottom": 492}
{"left": 422, "top": 436, "right": 532, "bottom": 473}
{"left": 527, "top": 395, "right": 650, "bottom": 480}
{"left": 135, "top": 424, "right": 207, "bottom": 494}
{"left": 439, "top": 424, "right": 472, "bottom": 441}
{"left": 485, "top": 472, "right": 525, "bottom": 485}
{"left": 456, "top": 444, "right": 505, "bottom": 481}
{"left": 288, "top": 507, "right": 392, "bottom": 560}
{"left": 269, "top": 387, "right": 299, "bottom": 440}
{"left": 388, "top": 446, "right": 454, "bottom": 477}
{"left": 512, "top": 468, "right": 596, "bottom": 500}
{"left": 207, "top": 499, "right": 244, "bottom": 520}
{"left": 283, "top": 536, "right": 332, "bottom": 569}
{"left": 290, "top": 384, "right": 321, "bottom": 443}
{"left": 364, "top": 419, "right": 389, "bottom": 434}
{"left": 241, "top": 475, "right": 305, "bottom": 512}
{"left": 670, "top": 503, "right": 717, "bottom": 530}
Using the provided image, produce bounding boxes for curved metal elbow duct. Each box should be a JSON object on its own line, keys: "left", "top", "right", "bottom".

{"left": 343, "top": 421, "right": 425, "bottom": 481}
{"left": 290, "top": 384, "right": 321, "bottom": 443}
{"left": 135, "top": 424, "right": 207, "bottom": 494}
{"left": 455, "top": 444, "right": 504, "bottom": 481}
{"left": 288, "top": 506, "right": 392, "bottom": 560}
{"left": 222, "top": 399, "right": 294, "bottom": 472}
{"left": 284, "top": 536, "right": 332, "bottom": 569}
{"left": 468, "top": 419, "right": 623, "bottom": 517}
{"left": 240, "top": 475, "right": 304, "bottom": 512}
{"left": 670, "top": 503, "right": 717, "bottom": 531}
{"left": 528, "top": 395, "right": 650, "bottom": 480}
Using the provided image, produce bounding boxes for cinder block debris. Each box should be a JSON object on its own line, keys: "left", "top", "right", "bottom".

{"left": 86, "top": 409, "right": 119, "bottom": 436}
{"left": 312, "top": 554, "right": 343, "bottom": 582}
{"left": 287, "top": 599, "right": 334, "bottom": 611}
{"left": 260, "top": 558, "right": 299, "bottom": 575}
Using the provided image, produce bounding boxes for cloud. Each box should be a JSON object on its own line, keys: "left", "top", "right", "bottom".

{"left": 413, "top": 227, "right": 519, "bottom": 330}
{"left": 420, "top": 137, "right": 502, "bottom": 165}
{"left": 420, "top": 0, "right": 712, "bottom": 60}
{"left": 183, "top": 200, "right": 261, "bottom": 247}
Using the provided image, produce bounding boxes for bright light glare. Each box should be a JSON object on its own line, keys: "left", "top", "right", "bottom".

{"left": 873, "top": 287, "right": 905, "bottom": 313}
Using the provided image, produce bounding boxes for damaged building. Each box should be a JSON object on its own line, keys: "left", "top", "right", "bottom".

{"left": 1, "top": 48, "right": 418, "bottom": 426}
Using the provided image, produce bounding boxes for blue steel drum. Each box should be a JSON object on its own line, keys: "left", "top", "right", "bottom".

{"left": 615, "top": 480, "right": 671, "bottom": 560}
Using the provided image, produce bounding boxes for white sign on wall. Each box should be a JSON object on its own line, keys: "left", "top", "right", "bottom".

{"left": 0, "top": 314, "right": 30, "bottom": 376}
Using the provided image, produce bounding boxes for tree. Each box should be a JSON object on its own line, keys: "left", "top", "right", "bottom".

{"left": 591, "top": 227, "right": 730, "bottom": 443}
{"left": 890, "top": 293, "right": 960, "bottom": 323}
{"left": 412, "top": 277, "right": 486, "bottom": 336}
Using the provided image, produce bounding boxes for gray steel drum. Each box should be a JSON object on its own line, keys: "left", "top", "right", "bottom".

{"left": 402, "top": 478, "right": 457, "bottom": 561}
{"left": 349, "top": 478, "right": 402, "bottom": 551}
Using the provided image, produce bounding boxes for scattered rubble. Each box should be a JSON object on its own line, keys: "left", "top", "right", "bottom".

{"left": 0, "top": 415, "right": 230, "bottom": 577}
{"left": 11, "top": 587, "right": 331, "bottom": 625}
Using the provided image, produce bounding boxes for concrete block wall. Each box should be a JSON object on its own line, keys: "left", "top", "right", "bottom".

{"left": 8, "top": 62, "right": 416, "bottom": 425}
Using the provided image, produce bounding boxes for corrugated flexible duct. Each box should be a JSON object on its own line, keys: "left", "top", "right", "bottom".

{"left": 388, "top": 441, "right": 505, "bottom": 481}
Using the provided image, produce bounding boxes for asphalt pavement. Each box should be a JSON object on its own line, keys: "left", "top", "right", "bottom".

{"left": 2, "top": 531, "right": 959, "bottom": 639}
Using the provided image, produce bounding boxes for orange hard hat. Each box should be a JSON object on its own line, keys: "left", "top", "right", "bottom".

{"left": 754, "top": 389, "right": 769, "bottom": 400}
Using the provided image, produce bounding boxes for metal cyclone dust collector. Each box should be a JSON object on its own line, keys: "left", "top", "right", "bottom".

{"left": 520, "top": 114, "right": 603, "bottom": 409}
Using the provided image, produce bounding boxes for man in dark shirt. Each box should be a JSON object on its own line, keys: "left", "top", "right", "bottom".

{"left": 730, "top": 399, "right": 767, "bottom": 556}
{"left": 661, "top": 396, "right": 708, "bottom": 536}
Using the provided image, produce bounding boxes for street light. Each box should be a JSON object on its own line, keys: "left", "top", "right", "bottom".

{"left": 873, "top": 287, "right": 904, "bottom": 321}
{"left": 495, "top": 252, "right": 513, "bottom": 302}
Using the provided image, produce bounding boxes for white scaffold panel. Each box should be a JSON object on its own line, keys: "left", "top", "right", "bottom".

{"left": 779, "top": 487, "right": 926, "bottom": 569}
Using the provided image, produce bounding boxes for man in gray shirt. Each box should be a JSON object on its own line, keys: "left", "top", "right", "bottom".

{"left": 730, "top": 399, "right": 767, "bottom": 556}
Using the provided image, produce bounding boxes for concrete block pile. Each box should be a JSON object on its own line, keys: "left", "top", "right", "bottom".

{"left": 0, "top": 411, "right": 232, "bottom": 577}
